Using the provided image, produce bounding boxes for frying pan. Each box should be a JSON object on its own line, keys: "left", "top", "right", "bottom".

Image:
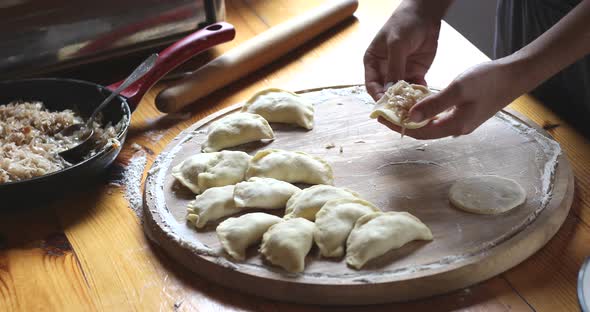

{"left": 0, "top": 22, "right": 235, "bottom": 204}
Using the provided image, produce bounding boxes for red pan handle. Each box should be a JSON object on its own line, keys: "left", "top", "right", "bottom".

{"left": 107, "top": 22, "right": 235, "bottom": 110}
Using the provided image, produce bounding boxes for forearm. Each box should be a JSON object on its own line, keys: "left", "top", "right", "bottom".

{"left": 397, "top": 0, "right": 454, "bottom": 22}
{"left": 502, "top": 0, "right": 590, "bottom": 93}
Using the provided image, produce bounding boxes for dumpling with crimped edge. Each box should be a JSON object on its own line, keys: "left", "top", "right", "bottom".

{"left": 216, "top": 212, "right": 283, "bottom": 261}
{"left": 246, "top": 149, "right": 333, "bottom": 185}
{"left": 369, "top": 80, "right": 432, "bottom": 129}
{"left": 314, "top": 198, "right": 380, "bottom": 258}
{"left": 202, "top": 112, "right": 274, "bottom": 153}
{"left": 346, "top": 211, "right": 433, "bottom": 269}
{"left": 186, "top": 185, "right": 240, "bottom": 229}
{"left": 259, "top": 217, "right": 315, "bottom": 273}
{"left": 283, "top": 185, "right": 359, "bottom": 221}
{"left": 171, "top": 151, "right": 251, "bottom": 194}
{"left": 234, "top": 177, "right": 301, "bottom": 210}
{"left": 241, "top": 88, "right": 315, "bottom": 130}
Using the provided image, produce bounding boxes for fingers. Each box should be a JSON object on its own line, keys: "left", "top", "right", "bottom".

{"left": 377, "top": 108, "right": 471, "bottom": 140}
{"left": 377, "top": 116, "right": 441, "bottom": 140}
{"left": 377, "top": 116, "right": 403, "bottom": 132}
{"left": 366, "top": 82, "right": 384, "bottom": 101}
{"left": 384, "top": 40, "right": 407, "bottom": 84}
{"left": 366, "top": 49, "right": 407, "bottom": 101}
{"left": 411, "top": 107, "right": 473, "bottom": 139}
{"left": 364, "top": 35, "right": 413, "bottom": 101}
{"left": 364, "top": 52, "right": 386, "bottom": 101}
{"left": 407, "top": 76, "right": 427, "bottom": 86}
{"left": 408, "top": 82, "right": 463, "bottom": 123}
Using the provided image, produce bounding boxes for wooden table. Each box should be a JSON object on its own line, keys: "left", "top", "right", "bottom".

{"left": 1, "top": 1, "right": 588, "bottom": 311}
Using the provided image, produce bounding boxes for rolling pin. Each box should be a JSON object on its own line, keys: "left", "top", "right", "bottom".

{"left": 155, "top": 0, "right": 359, "bottom": 113}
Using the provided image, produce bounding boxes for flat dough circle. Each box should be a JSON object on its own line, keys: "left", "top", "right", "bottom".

{"left": 449, "top": 175, "right": 527, "bottom": 215}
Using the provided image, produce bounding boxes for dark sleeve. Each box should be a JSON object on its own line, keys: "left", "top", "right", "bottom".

{"left": 494, "top": 0, "right": 590, "bottom": 138}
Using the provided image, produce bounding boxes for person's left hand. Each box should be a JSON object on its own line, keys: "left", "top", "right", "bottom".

{"left": 378, "top": 60, "right": 525, "bottom": 139}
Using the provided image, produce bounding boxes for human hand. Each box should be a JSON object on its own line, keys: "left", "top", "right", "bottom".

{"left": 378, "top": 60, "right": 524, "bottom": 139}
{"left": 364, "top": 0, "right": 448, "bottom": 100}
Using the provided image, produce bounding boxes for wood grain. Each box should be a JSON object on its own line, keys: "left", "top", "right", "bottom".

{"left": 1, "top": 0, "right": 588, "bottom": 311}
{"left": 0, "top": 203, "right": 95, "bottom": 311}
{"left": 144, "top": 86, "right": 573, "bottom": 305}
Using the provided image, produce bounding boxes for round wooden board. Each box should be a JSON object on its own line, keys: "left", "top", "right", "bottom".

{"left": 143, "top": 85, "right": 573, "bottom": 305}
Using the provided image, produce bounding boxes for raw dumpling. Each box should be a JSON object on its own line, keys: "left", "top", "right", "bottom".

{"left": 284, "top": 185, "right": 359, "bottom": 221}
{"left": 260, "top": 217, "right": 315, "bottom": 273}
{"left": 246, "top": 149, "right": 333, "bottom": 185}
{"left": 216, "top": 212, "right": 283, "bottom": 261}
{"left": 369, "top": 80, "right": 432, "bottom": 129}
{"left": 186, "top": 185, "right": 240, "bottom": 228}
{"left": 314, "top": 198, "right": 380, "bottom": 258}
{"left": 202, "top": 112, "right": 274, "bottom": 152}
{"left": 449, "top": 175, "right": 527, "bottom": 215}
{"left": 241, "top": 88, "right": 314, "bottom": 130}
{"left": 172, "top": 151, "right": 251, "bottom": 194}
{"left": 234, "top": 177, "right": 301, "bottom": 210}
{"left": 346, "top": 211, "right": 433, "bottom": 269}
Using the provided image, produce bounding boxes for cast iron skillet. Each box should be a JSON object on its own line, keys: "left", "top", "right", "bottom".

{"left": 0, "top": 22, "right": 235, "bottom": 204}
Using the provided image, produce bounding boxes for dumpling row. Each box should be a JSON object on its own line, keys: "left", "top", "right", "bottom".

{"left": 183, "top": 155, "right": 344, "bottom": 230}
{"left": 212, "top": 189, "right": 433, "bottom": 273}
{"left": 202, "top": 88, "right": 314, "bottom": 153}
{"left": 183, "top": 178, "right": 362, "bottom": 273}
{"left": 173, "top": 149, "right": 333, "bottom": 195}
{"left": 177, "top": 153, "right": 433, "bottom": 272}
{"left": 257, "top": 185, "right": 364, "bottom": 273}
{"left": 186, "top": 177, "right": 301, "bottom": 229}
{"left": 172, "top": 151, "right": 251, "bottom": 194}
{"left": 313, "top": 198, "right": 380, "bottom": 258}
{"left": 187, "top": 181, "right": 361, "bottom": 272}
{"left": 216, "top": 213, "right": 316, "bottom": 273}
{"left": 313, "top": 199, "right": 433, "bottom": 269}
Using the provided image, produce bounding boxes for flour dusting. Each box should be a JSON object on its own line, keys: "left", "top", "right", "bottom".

{"left": 302, "top": 86, "right": 374, "bottom": 106}
{"left": 145, "top": 138, "right": 218, "bottom": 256}
{"left": 145, "top": 130, "right": 166, "bottom": 143}
{"left": 119, "top": 151, "right": 147, "bottom": 219}
{"left": 495, "top": 111, "right": 561, "bottom": 210}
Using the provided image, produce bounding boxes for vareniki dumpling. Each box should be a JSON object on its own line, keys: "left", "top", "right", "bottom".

{"left": 202, "top": 112, "right": 274, "bottom": 152}
{"left": 187, "top": 185, "right": 240, "bottom": 228}
{"left": 346, "top": 211, "right": 433, "bottom": 269}
{"left": 172, "top": 151, "right": 251, "bottom": 194}
{"left": 260, "top": 217, "right": 315, "bottom": 273}
{"left": 216, "top": 212, "right": 283, "bottom": 261}
{"left": 284, "top": 185, "right": 359, "bottom": 221}
{"left": 234, "top": 177, "right": 301, "bottom": 210}
{"left": 241, "top": 88, "right": 315, "bottom": 130}
{"left": 246, "top": 149, "right": 333, "bottom": 185}
{"left": 314, "top": 198, "right": 380, "bottom": 258}
{"left": 369, "top": 80, "right": 432, "bottom": 129}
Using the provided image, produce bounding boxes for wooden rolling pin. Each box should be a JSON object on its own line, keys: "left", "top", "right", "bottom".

{"left": 156, "top": 0, "right": 359, "bottom": 113}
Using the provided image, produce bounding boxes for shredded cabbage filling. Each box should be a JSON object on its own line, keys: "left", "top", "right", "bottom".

{"left": 0, "top": 101, "right": 125, "bottom": 184}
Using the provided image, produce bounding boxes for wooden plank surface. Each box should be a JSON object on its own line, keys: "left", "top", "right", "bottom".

{"left": 0, "top": 0, "right": 588, "bottom": 311}
{"left": 143, "top": 87, "right": 572, "bottom": 305}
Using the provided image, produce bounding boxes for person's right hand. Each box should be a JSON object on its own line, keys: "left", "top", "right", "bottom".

{"left": 377, "top": 60, "right": 523, "bottom": 139}
{"left": 364, "top": 0, "right": 449, "bottom": 101}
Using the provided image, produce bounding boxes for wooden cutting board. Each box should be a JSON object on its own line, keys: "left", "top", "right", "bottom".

{"left": 143, "top": 85, "right": 573, "bottom": 305}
